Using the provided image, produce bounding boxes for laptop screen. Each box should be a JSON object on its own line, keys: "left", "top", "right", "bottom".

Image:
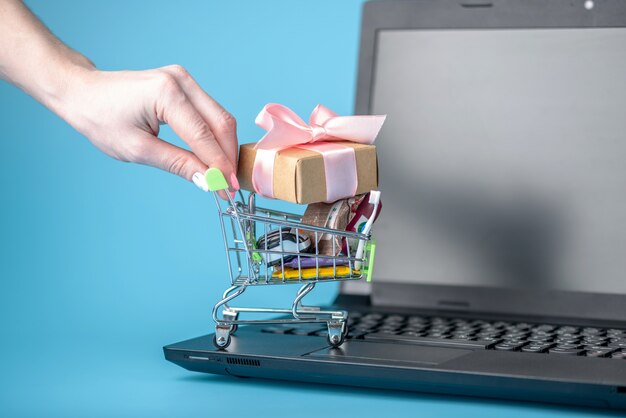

{"left": 371, "top": 28, "right": 626, "bottom": 295}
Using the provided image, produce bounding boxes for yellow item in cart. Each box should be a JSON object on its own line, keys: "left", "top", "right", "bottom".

{"left": 272, "top": 266, "right": 360, "bottom": 279}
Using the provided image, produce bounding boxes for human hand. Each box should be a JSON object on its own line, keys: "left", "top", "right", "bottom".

{"left": 0, "top": 1, "right": 238, "bottom": 193}
{"left": 55, "top": 65, "right": 239, "bottom": 193}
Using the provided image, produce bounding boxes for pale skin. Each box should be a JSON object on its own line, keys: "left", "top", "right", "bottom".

{"left": 0, "top": 0, "right": 240, "bottom": 196}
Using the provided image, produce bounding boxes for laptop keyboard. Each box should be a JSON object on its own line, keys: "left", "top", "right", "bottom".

{"left": 261, "top": 311, "right": 626, "bottom": 358}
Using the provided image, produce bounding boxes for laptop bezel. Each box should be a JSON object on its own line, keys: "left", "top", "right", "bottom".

{"left": 344, "top": 0, "right": 626, "bottom": 323}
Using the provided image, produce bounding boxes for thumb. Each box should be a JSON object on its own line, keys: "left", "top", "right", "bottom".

{"left": 132, "top": 134, "right": 206, "bottom": 180}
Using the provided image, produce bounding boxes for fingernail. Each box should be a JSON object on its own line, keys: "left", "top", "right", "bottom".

{"left": 192, "top": 172, "right": 209, "bottom": 192}
{"left": 230, "top": 172, "right": 240, "bottom": 191}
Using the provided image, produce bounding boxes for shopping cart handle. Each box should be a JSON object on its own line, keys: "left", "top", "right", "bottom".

{"left": 204, "top": 168, "right": 230, "bottom": 191}
{"left": 192, "top": 168, "right": 229, "bottom": 192}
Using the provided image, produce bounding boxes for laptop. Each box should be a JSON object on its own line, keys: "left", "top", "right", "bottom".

{"left": 165, "top": 0, "right": 626, "bottom": 409}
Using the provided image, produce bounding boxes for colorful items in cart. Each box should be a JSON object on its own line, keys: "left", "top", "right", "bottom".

{"left": 299, "top": 191, "right": 383, "bottom": 256}
{"left": 343, "top": 190, "right": 383, "bottom": 254}
{"left": 237, "top": 103, "right": 385, "bottom": 204}
{"left": 272, "top": 266, "right": 359, "bottom": 280}
{"left": 282, "top": 257, "right": 350, "bottom": 269}
{"left": 300, "top": 199, "right": 350, "bottom": 256}
{"left": 255, "top": 227, "right": 311, "bottom": 267}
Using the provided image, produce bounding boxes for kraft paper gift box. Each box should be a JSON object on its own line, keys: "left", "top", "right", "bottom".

{"left": 236, "top": 103, "right": 385, "bottom": 205}
{"left": 237, "top": 141, "right": 378, "bottom": 204}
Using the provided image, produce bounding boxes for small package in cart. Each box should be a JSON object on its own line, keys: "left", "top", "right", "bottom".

{"left": 237, "top": 103, "right": 385, "bottom": 204}
{"left": 190, "top": 104, "right": 385, "bottom": 350}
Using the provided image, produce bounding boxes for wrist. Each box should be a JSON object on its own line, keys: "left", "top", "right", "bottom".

{"left": 40, "top": 57, "right": 96, "bottom": 119}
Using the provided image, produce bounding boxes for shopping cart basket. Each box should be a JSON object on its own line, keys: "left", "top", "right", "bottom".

{"left": 196, "top": 168, "right": 376, "bottom": 349}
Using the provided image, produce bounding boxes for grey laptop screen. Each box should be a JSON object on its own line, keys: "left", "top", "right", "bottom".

{"left": 371, "top": 28, "right": 626, "bottom": 294}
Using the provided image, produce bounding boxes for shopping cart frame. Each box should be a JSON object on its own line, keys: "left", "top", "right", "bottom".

{"left": 199, "top": 168, "right": 374, "bottom": 349}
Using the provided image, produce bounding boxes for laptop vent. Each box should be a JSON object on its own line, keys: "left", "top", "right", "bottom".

{"left": 226, "top": 357, "right": 261, "bottom": 367}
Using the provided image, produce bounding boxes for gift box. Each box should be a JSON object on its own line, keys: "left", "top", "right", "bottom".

{"left": 237, "top": 141, "right": 378, "bottom": 204}
{"left": 236, "top": 103, "right": 385, "bottom": 204}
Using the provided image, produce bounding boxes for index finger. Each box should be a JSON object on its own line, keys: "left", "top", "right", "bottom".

{"left": 161, "top": 65, "right": 239, "bottom": 170}
{"left": 155, "top": 76, "right": 238, "bottom": 190}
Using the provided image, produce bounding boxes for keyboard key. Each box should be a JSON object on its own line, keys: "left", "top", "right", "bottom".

{"left": 527, "top": 335, "right": 552, "bottom": 343}
{"left": 582, "top": 336, "right": 606, "bottom": 343}
{"left": 581, "top": 327, "right": 603, "bottom": 336}
{"left": 549, "top": 347, "right": 584, "bottom": 356}
{"left": 585, "top": 348, "right": 616, "bottom": 358}
{"left": 480, "top": 326, "right": 502, "bottom": 333}
{"left": 503, "top": 332, "right": 529, "bottom": 340}
{"left": 403, "top": 326, "right": 427, "bottom": 333}
{"left": 555, "top": 334, "right": 580, "bottom": 340}
{"left": 555, "top": 338, "right": 581, "bottom": 345}
{"left": 378, "top": 325, "right": 401, "bottom": 332}
{"left": 530, "top": 331, "right": 554, "bottom": 338}
{"left": 474, "top": 337, "right": 502, "bottom": 343}
{"left": 522, "top": 343, "right": 553, "bottom": 353}
{"left": 401, "top": 331, "right": 423, "bottom": 337}
{"left": 494, "top": 342, "right": 525, "bottom": 351}
{"left": 533, "top": 324, "right": 556, "bottom": 333}
{"left": 607, "top": 340, "right": 626, "bottom": 349}
{"left": 555, "top": 326, "right": 579, "bottom": 335}
{"left": 555, "top": 343, "right": 582, "bottom": 350}
{"left": 476, "top": 333, "right": 502, "bottom": 340}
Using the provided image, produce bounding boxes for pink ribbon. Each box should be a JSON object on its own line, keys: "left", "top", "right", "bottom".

{"left": 251, "top": 103, "right": 386, "bottom": 202}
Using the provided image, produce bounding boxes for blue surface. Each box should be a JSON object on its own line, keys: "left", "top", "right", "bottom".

{"left": 0, "top": 1, "right": 622, "bottom": 416}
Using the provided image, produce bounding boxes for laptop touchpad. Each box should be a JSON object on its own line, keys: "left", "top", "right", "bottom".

{"left": 306, "top": 341, "right": 471, "bottom": 366}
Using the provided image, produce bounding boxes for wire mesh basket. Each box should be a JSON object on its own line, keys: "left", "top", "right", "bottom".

{"left": 197, "top": 168, "right": 376, "bottom": 349}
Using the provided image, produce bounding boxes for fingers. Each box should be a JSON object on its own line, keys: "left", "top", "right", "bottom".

{"left": 153, "top": 72, "right": 238, "bottom": 191}
{"left": 133, "top": 133, "right": 231, "bottom": 199}
{"left": 161, "top": 65, "right": 238, "bottom": 170}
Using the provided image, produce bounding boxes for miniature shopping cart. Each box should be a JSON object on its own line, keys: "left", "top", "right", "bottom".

{"left": 197, "top": 168, "right": 376, "bottom": 349}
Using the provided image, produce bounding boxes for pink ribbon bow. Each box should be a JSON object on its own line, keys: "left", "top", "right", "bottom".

{"left": 252, "top": 103, "right": 386, "bottom": 202}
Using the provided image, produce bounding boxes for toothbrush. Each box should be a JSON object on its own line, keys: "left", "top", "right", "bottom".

{"left": 354, "top": 190, "right": 381, "bottom": 270}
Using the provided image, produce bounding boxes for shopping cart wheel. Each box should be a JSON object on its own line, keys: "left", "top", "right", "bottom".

{"left": 327, "top": 321, "right": 345, "bottom": 347}
{"left": 328, "top": 333, "right": 345, "bottom": 348}
{"left": 214, "top": 324, "right": 232, "bottom": 350}
{"left": 213, "top": 333, "right": 231, "bottom": 350}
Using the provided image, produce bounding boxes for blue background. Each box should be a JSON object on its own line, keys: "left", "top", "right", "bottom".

{"left": 0, "top": 1, "right": 622, "bottom": 417}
